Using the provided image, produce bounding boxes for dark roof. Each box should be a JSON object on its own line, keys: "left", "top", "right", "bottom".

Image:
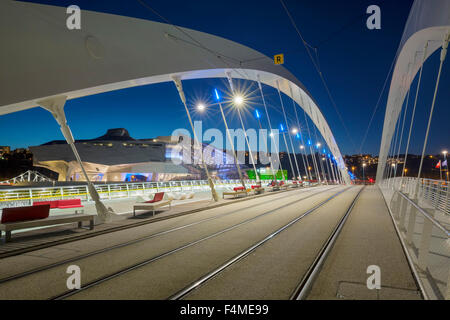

{"left": 41, "top": 128, "right": 145, "bottom": 145}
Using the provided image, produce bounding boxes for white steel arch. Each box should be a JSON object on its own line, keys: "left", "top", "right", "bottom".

{"left": 0, "top": 1, "right": 350, "bottom": 184}
{"left": 376, "top": 0, "right": 450, "bottom": 182}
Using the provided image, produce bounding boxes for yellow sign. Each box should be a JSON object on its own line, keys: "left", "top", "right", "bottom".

{"left": 274, "top": 54, "right": 284, "bottom": 65}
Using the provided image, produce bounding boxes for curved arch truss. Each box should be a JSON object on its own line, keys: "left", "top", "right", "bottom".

{"left": 0, "top": 1, "right": 350, "bottom": 184}
{"left": 376, "top": 0, "right": 450, "bottom": 182}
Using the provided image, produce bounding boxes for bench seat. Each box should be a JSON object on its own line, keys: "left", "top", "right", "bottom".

{"left": 34, "top": 199, "right": 84, "bottom": 213}
{"left": 222, "top": 190, "right": 249, "bottom": 199}
{"left": 0, "top": 214, "right": 95, "bottom": 243}
{"left": 251, "top": 186, "right": 265, "bottom": 194}
{"left": 133, "top": 200, "right": 172, "bottom": 217}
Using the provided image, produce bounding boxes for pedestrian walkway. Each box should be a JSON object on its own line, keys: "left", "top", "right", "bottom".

{"left": 0, "top": 187, "right": 301, "bottom": 258}
{"left": 307, "top": 186, "right": 421, "bottom": 300}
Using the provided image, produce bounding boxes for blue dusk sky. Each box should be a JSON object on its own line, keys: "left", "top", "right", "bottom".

{"left": 1, "top": 0, "right": 449, "bottom": 156}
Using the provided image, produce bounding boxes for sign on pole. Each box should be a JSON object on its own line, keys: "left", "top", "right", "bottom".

{"left": 274, "top": 54, "right": 284, "bottom": 65}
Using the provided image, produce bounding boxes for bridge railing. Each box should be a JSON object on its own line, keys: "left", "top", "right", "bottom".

{"left": 388, "top": 177, "right": 449, "bottom": 215}
{"left": 0, "top": 179, "right": 265, "bottom": 209}
{"left": 380, "top": 177, "right": 449, "bottom": 300}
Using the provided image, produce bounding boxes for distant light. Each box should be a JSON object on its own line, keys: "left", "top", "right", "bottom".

{"left": 300, "top": 145, "right": 304, "bottom": 149}
{"left": 280, "top": 124, "right": 284, "bottom": 132}
{"left": 323, "top": 148, "right": 326, "bottom": 153}
{"left": 291, "top": 128, "right": 298, "bottom": 134}
{"left": 316, "top": 143, "right": 321, "bottom": 147}
{"left": 197, "top": 103, "right": 205, "bottom": 111}
{"left": 255, "top": 109, "right": 260, "bottom": 119}
{"left": 233, "top": 95, "right": 244, "bottom": 106}
{"left": 269, "top": 132, "right": 274, "bottom": 137}
{"left": 307, "top": 139, "right": 312, "bottom": 146}
{"left": 443, "top": 150, "right": 448, "bottom": 155}
{"left": 214, "top": 89, "right": 220, "bottom": 101}
{"left": 296, "top": 133, "right": 300, "bottom": 139}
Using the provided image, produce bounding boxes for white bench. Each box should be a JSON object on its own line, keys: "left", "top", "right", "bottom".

{"left": 133, "top": 200, "right": 172, "bottom": 217}
{"left": 0, "top": 214, "right": 95, "bottom": 243}
{"left": 252, "top": 187, "right": 265, "bottom": 194}
{"left": 222, "top": 190, "right": 249, "bottom": 199}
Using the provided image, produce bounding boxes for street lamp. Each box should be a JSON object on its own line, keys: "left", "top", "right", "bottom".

{"left": 196, "top": 89, "right": 247, "bottom": 189}
{"left": 233, "top": 95, "right": 244, "bottom": 106}
{"left": 362, "top": 163, "right": 367, "bottom": 183}
{"left": 230, "top": 93, "right": 260, "bottom": 183}
{"left": 172, "top": 76, "right": 219, "bottom": 202}
{"left": 442, "top": 150, "right": 448, "bottom": 182}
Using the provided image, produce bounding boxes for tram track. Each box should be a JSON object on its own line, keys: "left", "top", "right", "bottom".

{"left": 0, "top": 186, "right": 333, "bottom": 286}
{"left": 176, "top": 186, "right": 365, "bottom": 300}
{"left": 0, "top": 185, "right": 319, "bottom": 259}
{"left": 51, "top": 188, "right": 350, "bottom": 300}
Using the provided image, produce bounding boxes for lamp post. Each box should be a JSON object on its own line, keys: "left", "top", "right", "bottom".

{"left": 172, "top": 77, "right": 219, "bottom": 202}
{"left": 442, "top": 150, "right": 448, "bottom": 182}
{"left": 362, "top": 163, "right": 367, "bottom": 184}
{"left": 226, "top": 74, "right": 260, "bottom": 184}
{"left": 279, "top": 123, "right": 296, "bottom": 181}
{"left": 315, "top": 143, "right": 327, "bottom": 184}
{"left": 198, "top": 89, "right": 246, "bottom": 190}
{"left": 255, "top": 109, "right": 277, "bottom": 182}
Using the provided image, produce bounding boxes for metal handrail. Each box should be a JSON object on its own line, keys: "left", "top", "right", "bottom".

{"left": 0, "top": 179, "right": 289, "bottom": 207}
{"left": 397, "top": 190, "right": 449, "bottom": 237}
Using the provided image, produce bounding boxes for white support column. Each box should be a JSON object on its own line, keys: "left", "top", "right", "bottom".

{"left": 38, "top": 96, "right": 115, "bottom": 222}
{"left": 172, "top": 76, "right": 219, "bottom": 201}
{"left": 226, "top": 72, "right": 260, "bottom": 183}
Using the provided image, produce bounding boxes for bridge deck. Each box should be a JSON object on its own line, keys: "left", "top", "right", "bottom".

{"left": 307, "top": 186, "right": 421, "bottom": 299}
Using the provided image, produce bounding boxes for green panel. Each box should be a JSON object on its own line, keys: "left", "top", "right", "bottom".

{"left": 247, "top": 169, "right": 287, "bottom": 180}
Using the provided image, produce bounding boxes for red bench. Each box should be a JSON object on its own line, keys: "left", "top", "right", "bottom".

{"left": 133, "top": 192, "right": 172, "bottom": 217}
{"left": 233, "top": 186, "right": 245, "bottom": 191}
{"left": 251, "top": 184, "right": 264, "bottom": 194}
{"left": 58, "top": 199, "right": 83, "bottom": 209}
{"left": 33, "top": 199, "right": 84, "bottom": 213}
{"left": 145, "top": 192, "right": 164, "bottom": 203}
{"left": 0, "top": 204, "right": 94, "bottom": 243}
{"left": 1, "top": 205, "right": 50, "bottom": 223}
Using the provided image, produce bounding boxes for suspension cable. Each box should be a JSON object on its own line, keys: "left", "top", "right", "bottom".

{"left": 289, "top": 84, "right": 311, "bottom": 180}
{"left": 276, "top": 80, "right": 300, "bottom": 180}
{"left": 401, "top": 44, "right": 429, "bottom": 186}
{"left": 279, "top": 0, "right": 357, "bottom": 151}
{"left": 416, "top": 33, "right": 449, "bottom": 195}
{"left": 226, "top": 73, "right": 259, "bottom": 182}
{"left": 393, "top": 63, "right": 413, "bottom": 187}
{"left": 300, "top": 93, "right": 321, "bottom": 182}
{"left": 257, "top": 75, "right": 286, "bottom": 181}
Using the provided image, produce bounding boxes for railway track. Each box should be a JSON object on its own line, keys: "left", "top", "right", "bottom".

{"left": 171, "top": 186, "right": 364, "bottom": 300}
{"left": 0, "top": 186, "right": 339, "bottom": 299}
{"left": 0, "top": 185, "right": 319, "bottom": 259}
